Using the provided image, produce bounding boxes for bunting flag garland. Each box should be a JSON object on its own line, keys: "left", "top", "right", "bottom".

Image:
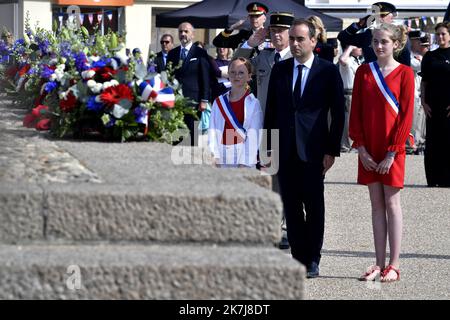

{"left": 88, "top": 14, "right": 94, "bottom": 25}
{"left": 415, "top": 18, "right": 420, "bottom": 27}
{"left": 107, "top": 13, "right": 113, "bottom": 21}
{"left": 58, "top": 15, "right": 63, "bottom": 26}
{"left": 80, "top": 14, "right": 85, "bottom": 25}
{"left": 97, "top": 13, "right": 103, "bottom": 23}
{"left": 431, "top": 16, "right": 435, "bottom": 25}
{"left": 422, "top": 16, "right": 427, "bottom": 26}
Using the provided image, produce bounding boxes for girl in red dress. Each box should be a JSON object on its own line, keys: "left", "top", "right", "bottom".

{"left": 349, "top": 23, "right": 414, "bottom": 282}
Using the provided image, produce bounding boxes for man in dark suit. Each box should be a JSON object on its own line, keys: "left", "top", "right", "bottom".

{"left": 154, "top": 34, "right": 174, "bottom": 72}
{"left": 167, "top": 22, "right": 210, "bottom": 146}
{"left": 213, "top": 2, "right": 269, "bottom": 50}
{"left": 264, "top": 19, "right": 345, "bottom": 278}
{"left": 337, "top": 2, "right": 411, "bottom": 66}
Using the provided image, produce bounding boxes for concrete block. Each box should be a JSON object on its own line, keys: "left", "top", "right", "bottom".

{"left": 0, "top": 244, "right": 305, "bottom": 299}
{"left": 44, "top": 184, "right": 281, "bottom": 244}
{"left": 0, "top": 183, "right": 44, "bottom": 242}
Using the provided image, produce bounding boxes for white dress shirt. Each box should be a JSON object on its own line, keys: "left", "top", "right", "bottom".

{"left": 292, "top": 54, "right": 315, "bottom": 96}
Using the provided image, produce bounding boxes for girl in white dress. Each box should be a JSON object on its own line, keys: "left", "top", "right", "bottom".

{"left": 208, "top": 57, "right": 263, "bottom": 168}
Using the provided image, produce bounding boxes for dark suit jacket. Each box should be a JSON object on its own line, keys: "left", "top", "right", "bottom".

{"left": 154, "top": 51, "right": 166, "bottom": 73}
{"left": 338, "top": 23, "right": 411, "bottom": 66}
{"left": 314, "top": 41, "right": 335, "bottom": 63}
{"left": 167, "top": 45, "right": 210, "bottom": 104}
{"left": 264, "top": 56, "right": 345, "bottom": 165}
{"left": 213, "top": 29, "right": 252, "bottom": 49}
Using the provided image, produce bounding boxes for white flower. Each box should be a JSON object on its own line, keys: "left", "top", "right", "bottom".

{"left": 91, "top": 83, "right": 103, "bottom": 94}
{"left": 49, "top": 58, "right": 58, "bottom": 65}
{"left": 50, "top": 73, "right": 57, "bottom": 81}
{"left": 88, "top": 56, "right": 100, "bottom": 63}
{"left": 82, "top": 70, "right": 95, "bottom": 79}
{"left": 59, "top": 91, "right": 68, "bottom": 100}
{"left": 55, "top": 70, "right": 64, "bottom": 82}
{"left": 87, "top": 79, "right": 96, "bottom": 88}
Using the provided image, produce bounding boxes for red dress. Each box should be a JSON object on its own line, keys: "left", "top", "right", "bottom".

{"left": 349, "top": 63, "right": 415, "bottom": 188}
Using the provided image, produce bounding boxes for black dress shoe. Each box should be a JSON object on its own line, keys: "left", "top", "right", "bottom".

{"left": 307, "top": 262, "right": 320, "bottom": 278}
{"left": 278, "top": 234, "right": 290, "bottom": 250}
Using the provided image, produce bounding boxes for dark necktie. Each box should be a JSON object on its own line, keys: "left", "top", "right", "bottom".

{"left": 180, "top": 48, "right": 187, "bottom": 61}
{"left": 293, "top": 64, "right": 304, "bottom": 107}
{"left": 274, "top": 52, "right": 281, "bottom": 63}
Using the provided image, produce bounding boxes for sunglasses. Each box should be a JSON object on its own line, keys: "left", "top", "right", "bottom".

{"left": 160, "top": 41, "right": 171, "bottom": 44}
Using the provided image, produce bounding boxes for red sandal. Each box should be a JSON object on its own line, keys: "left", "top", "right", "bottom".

{"left": 358, "top": 265, "right": 381, "bottom": 281}
{"left": 380, "top": 265, "right": 400, "bottom": 282}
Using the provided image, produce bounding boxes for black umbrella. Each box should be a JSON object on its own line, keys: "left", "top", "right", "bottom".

{"left": 156, "top": 0, "right": 342, "bottom": 32}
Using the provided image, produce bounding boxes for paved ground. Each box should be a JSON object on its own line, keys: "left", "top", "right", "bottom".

{"left": 299, "top": 153, "right": 450, "bottom": 299}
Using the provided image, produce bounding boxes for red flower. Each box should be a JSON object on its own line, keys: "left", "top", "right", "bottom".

{"left": 97, "top": 66, "right": 117, "bottom": 81}
{"left": 18, "top": 64, "right": 31, "bottom": 77}
{"left": 35, "top": 118, "right": 51, "bottom": 131}
{"left": 59, "top": 91, "right": 78, "bottom": 113}
{"left": 23, "top": 113, "right": 38, "bottom": 128}
{"left": 100, "top": 84, "right": 134, "bottom": 108}
{"left": 32, "top": 105, "right": 49, "bottom": 117}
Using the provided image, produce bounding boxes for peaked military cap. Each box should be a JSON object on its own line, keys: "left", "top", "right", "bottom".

{"left": 247, "top": 2, "right": 269, "bottom": 16}
{"left": 269, "top": 12, "right": 294, "bottom": 28}
{"left": 372, "top": 2, "right": 397, "bottom": 16}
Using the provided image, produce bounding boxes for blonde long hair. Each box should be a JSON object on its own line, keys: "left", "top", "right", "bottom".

{"left": 307, "top": 15, "right": 327, "bottom": 43}
{"left": 373, "top": 23, "right": 408, "bottom": 55}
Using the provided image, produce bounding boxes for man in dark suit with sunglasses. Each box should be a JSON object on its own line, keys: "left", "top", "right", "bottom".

{"left": 153, "top": 34, "right": 174, "bottom": 72}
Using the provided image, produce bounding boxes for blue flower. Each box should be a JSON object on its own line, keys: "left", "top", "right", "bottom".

{"left": 73, "top": 52, "right": 88, "bottom": 72}
{"left": 147, "top": 63, "right": 156, "bottom": 73}
{"left": 12, "top": 39, "right": 25, "bottom": 54}
{"left": 91, "top": 58, "right": 110, "bottom": 68}
{"left": 86, "top": 96, "right": 104, "bottom": 112}
{"left": 134, "top": 105, "right": 148, "bottom": 124}
{"left": 44, "top": 81, "right": 57, "bottom": 93}
{"left": 41, "top": 65, "right": 54, "bottom": 79}
{"left": 36, "top": 36, "right": 50, "bottom": 55}
{"left": 59, "top": 41, "right": 72, "bottom": 59}
{"left": 27, "top": 67, "right": 37, "bottom": 75}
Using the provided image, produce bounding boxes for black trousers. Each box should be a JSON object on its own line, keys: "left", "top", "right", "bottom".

{"left": 183, "top": 109, "right": 202, "bottom": 146}
{"left": 424, "top": 109, "right": 450, "bottom": 187}
{"left": 277, "top": 146, "right": 325, "bottom": 266}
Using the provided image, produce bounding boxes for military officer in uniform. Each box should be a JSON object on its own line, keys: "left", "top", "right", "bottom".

{"left": 337, "top": 2, "right": 411, "bottom": 66}
{"left": 235, "top": 12, "right": 294, "bottom": 114}
{"left": 213, "top": 2, "right": 269, "bottom": 50}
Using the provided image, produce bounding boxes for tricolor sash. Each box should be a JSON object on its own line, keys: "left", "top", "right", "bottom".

{"left": 215, "top": 93, "right": 246, "bottom": 141}
{"left": 369, "top": 61, "right": 399, "bottom": 116}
